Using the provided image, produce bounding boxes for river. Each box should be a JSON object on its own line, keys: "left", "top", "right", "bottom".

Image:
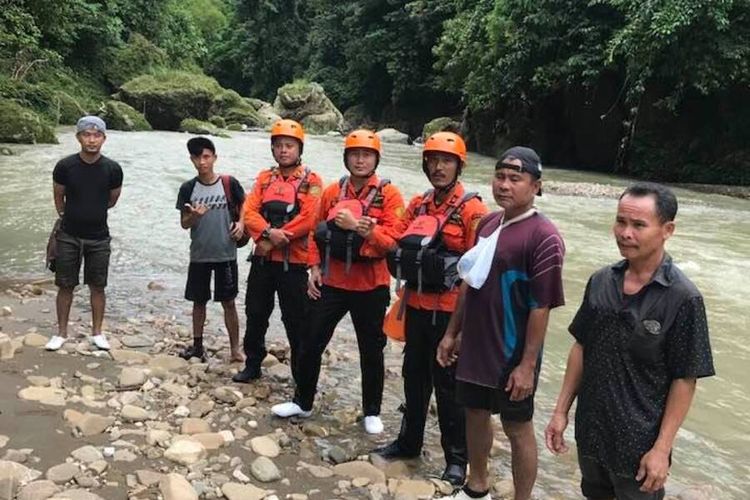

{"left": 1, "top": 128, "right": 748, "bottom": 498}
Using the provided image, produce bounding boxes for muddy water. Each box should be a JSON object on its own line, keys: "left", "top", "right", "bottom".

{"left": 1, "top": 129, "right": 748, "bottom": 497}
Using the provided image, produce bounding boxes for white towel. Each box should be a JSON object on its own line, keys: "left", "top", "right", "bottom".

{"left": 457, "top": 208, "right": 537, "bottom": 289}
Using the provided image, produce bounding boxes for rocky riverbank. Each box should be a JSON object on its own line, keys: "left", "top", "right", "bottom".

{"left": 0, "top": 282, "right": 721, "bottom": 500}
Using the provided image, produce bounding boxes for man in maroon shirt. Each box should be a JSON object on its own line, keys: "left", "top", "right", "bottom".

{"left": 438, "top": 147, "right": 565, "bottom": 500}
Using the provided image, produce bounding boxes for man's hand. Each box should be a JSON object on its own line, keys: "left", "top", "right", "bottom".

{"left": 268, "top": 228, "right": 293, "bottom": 247}
{"left": 334, "top": 208, "right": 359, "bottom": 231}
{"left": 437, "top": 332, "right": 461, "bottom": 367}
{"left": 255, "top": 239, "right": 273, "bottom": 256}
{"left": 230, "top": 221, "right": 245, "bottom": 241}
{"left": 355, "top": 216, "right": 376, "bottom": 239}
{"left": 544, "top": 412, "right": 570, "bottom": 454}
{"left": 186, "top": 202, "right": 209, "bottom": 218}
{"left": 636, "top": 447, "right": 670, "bottom": 493}
{"left": 307, "top": 266, "right": 323, "bottom": 300}
{"left": 505, "top": 362, "right": 535, "bottom": 401}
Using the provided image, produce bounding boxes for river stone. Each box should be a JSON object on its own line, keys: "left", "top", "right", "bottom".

{"left": 118, "top": 367, "right": 146, "bottom": 388}
{"left": 0, "top": 333, "right": 14, "bottom": 360}
{"left": 121, "top": 404, "right": 149, "bottom": 422}
{"left": 0, "top": 460, "right": 42, "bottom": 499}
{"left": 27, "top": 376, "right": 50, "bottom": 387}
{"left": 236, "top": 397, "right": 256, "bottom": 409}
{"left": 188, "top": 398, "right": 214, "bottom": 417}
{"left": 18, "top": 387, "right": 66, "bottom": 406}
{"left": 211, "top": 386, "right": 242, "bottom": 404}
{"left": 136, "top": 469, "right": 163, "bottom": 487}
{"left": 333, "top": 461, "right": 385, "bottom": 484}
{"left": 181, "top": 418, "right": 210, "bottom": 435}
{"left": 148, "top": 354, "right": 187, "bottom": 372}
{"left": 159, "top": 473, "right": 197, "bottom": 500}
{"left": 46, "top": 462, "right": 79, "bottom": 484}
{"left": 0, "top": 436, "right": 8, "bottom": 448}
{"left": 146, "top": 429, "right": 171, "bottom": 447}
{"left": 163, "top": 440, "right": 206, "bottom": 465}
{"left": 376, "top": 128, "right": 409, "bottom": 144}
{"left": 70, "top": 446, "right": 102, "bottom": 464}
{"left": 261, "top": 353, "right": 280, "bottom": 367}
{"left": 221, "top": 482, "right": 267, "bottom": 500}
{"left": 250, "top": 456, "right": 281, "bottom": 483}
{"left": 300, "top": 462, "right": 333, "bottom": 479}
{"left": 51, "top": 488, "right": 105, "bottom": 499}
{"left": 23, "top": 333, "right": 48, "bottom": 348}
{"left": 189, "top": 433, "right": 224, "bottom": 450}
{"left": 162, "top": 382, "right": 191, "bottom": 398}
{"left": 302, "top": 423, "right": 328, "bottom": 438}
{"left": 17, "top": 479, "right": 61, "bottom": 500}
{"left": 120, "top": 334, "right": 154, "bottom": 348}
{"left": 393, "top": 479, "right": 435, "bottom": 498}
{"left": 87, "top": 461, "right": 107, "bottom": 475}
{"left": 327, "top": 445, "right": 351, "bottom": 465}
{"left": 113, "top": 449, "right": 137, "bottom": 462}
{"left": 75, "top": 413, "right": 114, "bottom": 437}
{"left": 250, "top": 436, "right": 280, "bottom": 458}
{"left": 0, "top": 306, "right": 11, "bottom": 317}
{"left": 265, "top": 362, "right": 291, "bottom": 381}
{"left": 109, "top": 349, "right": 151, "bottom": 364}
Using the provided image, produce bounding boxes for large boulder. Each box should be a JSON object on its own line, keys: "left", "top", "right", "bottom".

{"left": 98, "top": 100, "right": 151, "bottom": 131}
{"left": 422, "top": 116, "right": 461, "bottom": 139}
{"left": 211, "top": 89, "right": 270, "bottom": 129}
{"left": 376, "top": 128, "right": 409, "bottom": 144}
{"left": 248, "top": 98, "right": 281, "bottom": 127}
{"left": 179, "top": 118, "right": 226, "bottom": 137}
{"left": 118, "top": 71, "right": 223, "bottom": 130}
{"left": 273, "top": 81, "right": 344, "bottom": 134}
{"left": 0, "top": 99, "right": 57, "bottom": 144}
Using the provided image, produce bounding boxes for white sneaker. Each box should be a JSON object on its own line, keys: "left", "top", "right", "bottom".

{"left": 89, "top": 334, "right": 110, "bottom": 351}
{"left": 364, "top": 415, "right": 384, "bottom": 435}
{"left": 45, "top": 335, "right": 67, "bottom": 351}
{"left": 271, "top": 402, "right": 312, "bottom": 418}
{"left": 438, "top": 488, "right": 491, "bottom": 500}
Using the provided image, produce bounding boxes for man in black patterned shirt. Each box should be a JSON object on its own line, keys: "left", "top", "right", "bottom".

{"left": 545, "top": 182, "right": 714, "bottom": 500}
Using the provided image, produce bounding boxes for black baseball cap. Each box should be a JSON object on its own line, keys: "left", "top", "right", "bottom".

{"left": 496, "top": 146, "right": 543, "bottom": 196}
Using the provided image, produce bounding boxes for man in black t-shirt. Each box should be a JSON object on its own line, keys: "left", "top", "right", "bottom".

{"left": 47, "top": 116, "right": 124, "bottom": 351}
{"left": 545, "top": 183, "right": 715, "bottom": 500}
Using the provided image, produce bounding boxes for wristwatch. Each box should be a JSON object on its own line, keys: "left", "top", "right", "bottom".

{"left": 261, "top": 227, "right": 272, "bottom": 240}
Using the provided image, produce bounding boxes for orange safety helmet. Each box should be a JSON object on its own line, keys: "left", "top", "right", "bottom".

{"left": 271, "top": 119, "right": 305, "bottom": 156}
{"left": 344, "top": 129, "right": 382, "bottom": 154}
{"left": 343, "top": 129, "right": 382, "bottom": 172}
{"left": 423, "top": 131, "right": 467, "bottom": 163}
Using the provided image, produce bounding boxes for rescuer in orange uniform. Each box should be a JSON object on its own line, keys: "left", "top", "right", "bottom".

{"left": 233, "top": 119, "right": 324, "bottom": 383}
{"left": 271, "top": 129, "right": 404, "bottom": 435}
{"left": 374, "top": 132, "right": 488, "bottom": 486}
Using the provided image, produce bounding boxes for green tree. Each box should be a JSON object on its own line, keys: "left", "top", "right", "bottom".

{"left": 207, "top": 0, "right": 310, "bottom": 99}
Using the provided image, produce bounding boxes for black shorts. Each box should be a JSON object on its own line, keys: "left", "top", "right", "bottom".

{"left": 55, "top": 231, "right": 111, "bottom": 288}
{"left": 455, "top": 379, "right": 535, "bottom": 422}
{"left": 185, "top": 260, "right": 238, "bottom": 304}
{"left": 579, "top": 455, "right": 665, "bottom": 500}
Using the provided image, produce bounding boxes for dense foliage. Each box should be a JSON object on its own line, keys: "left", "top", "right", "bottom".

{"left": 1, "top": 0, "right": 748, "bottom": 183}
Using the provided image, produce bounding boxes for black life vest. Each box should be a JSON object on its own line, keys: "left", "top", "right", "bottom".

{"left": 261, "top": 167, "right": 311, "bottom": 228}
{"left": 314, "top": 176, "right": 390, "bottom": 274}
{"left": 387, "top": 190, "right": 478, "bottom": 293}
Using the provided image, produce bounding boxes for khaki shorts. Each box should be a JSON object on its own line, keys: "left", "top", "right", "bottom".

{"left": 54, "top": 231, "right": 111, "bottom": 288}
